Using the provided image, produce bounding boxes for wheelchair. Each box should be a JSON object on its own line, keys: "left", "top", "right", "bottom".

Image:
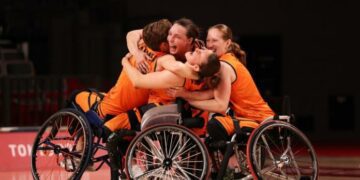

{"left": 125, "top": 104, "right": 210, "bottom": 180}
{"left": 125, "top": 104, "right": 319, "bottom": 179}
{"left": 246, "top": 115, "right": 318, "bottom": 179}
{"left": 31, "top": 98, "right": 318, "bottom": 180}
{"left": 31, "top": 104, "right": 114, "bottom": 179}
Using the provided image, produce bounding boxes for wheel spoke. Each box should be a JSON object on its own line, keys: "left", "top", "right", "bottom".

{"left": 144, "top": 136, "right": 164, "bottom": 161}
{"left": 31, "top": 110, "right": 90, "bottom": 180}
{"left": 249, "top": 122, "right": 318, "bottom": 180}
{"left": 126, "top": 125, "right": 208, "bottom": 180}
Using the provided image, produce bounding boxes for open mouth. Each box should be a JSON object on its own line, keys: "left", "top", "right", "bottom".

{"left": 208, "top": 47, "right": 216, "bottom": 52}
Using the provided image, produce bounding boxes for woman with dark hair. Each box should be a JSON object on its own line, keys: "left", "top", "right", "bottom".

{"left": 103, "top": 48, "right": 220, "bottom": 134}
{"left": 127, "top": 18, "right": 202, "bottom": 73}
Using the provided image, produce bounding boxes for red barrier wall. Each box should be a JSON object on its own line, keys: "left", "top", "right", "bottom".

{"left": 0, "top": 131, "right": 36, "bottom": 171}
{"left": 0, "top": 129, "right": 110, "bottom": 180}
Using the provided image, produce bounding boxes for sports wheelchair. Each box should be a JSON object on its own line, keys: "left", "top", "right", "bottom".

{"left": 31, "top": 99, "right": 318, "bottom": 180}
{"left": 30, "top": 106, "right": 113, "bottom": 179}
{"left": 125, "top": 102, "right": 319, "bottom": 179}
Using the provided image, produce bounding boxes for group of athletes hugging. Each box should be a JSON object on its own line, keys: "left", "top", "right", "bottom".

{"left": 71, "top": 18, "right": 275, "bottom": 174}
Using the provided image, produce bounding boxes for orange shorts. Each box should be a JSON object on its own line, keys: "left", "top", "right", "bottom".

{"left": 105, "top": 103, "right": 158, "bottom": 132}
{"left": 74, "top": 91, "right": 103, "bottom": 113}
{"left": 212, "top": 115, "right": 260, "bottom": 136}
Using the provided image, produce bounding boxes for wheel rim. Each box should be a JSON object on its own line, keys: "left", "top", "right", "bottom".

{"left": 31, "top": 110, "right": 91, "bottom": 179}
{"left": 126, "top": 125, "right": 209, "bottom": 180}
{"left": 249, "top": 122, "right": 318, "bottom": 180}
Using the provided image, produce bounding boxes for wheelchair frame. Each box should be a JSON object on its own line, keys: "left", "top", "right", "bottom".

{"left": 31, "top": 103, "right": 318, "bottom": 180}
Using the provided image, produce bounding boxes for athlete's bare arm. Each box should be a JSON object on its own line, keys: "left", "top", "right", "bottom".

{"left": 122, "top": 53, "right": 183, "bottom": 89}
{"left": 156, "top": 55, "right": 199, "bottom": 80}
{"left": 126, "top": 29, "right": 150, "bottom": 73}
{"left": 126, "top": 29, "right": 199, "bottom": 79}
{"left": 187, "top": 64, "right": 232, "bottom": 114}
{"left": 168, "top": 87, "right": 214, "bottom": 101}
{"left": 126, "top": 29, "right": 142, "bottom": 55}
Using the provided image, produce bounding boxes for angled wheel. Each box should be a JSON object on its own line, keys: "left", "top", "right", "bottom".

{"left": 125, "top": 124, "right": 210, "bottom": 180}
{"left": 247, "top": 121, "right": 318, "bottom": 180}
{"left": 31, "top": 108, "right": 93, "bottom": 180}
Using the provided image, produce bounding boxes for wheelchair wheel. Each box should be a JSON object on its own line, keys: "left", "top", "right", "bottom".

{"left": 31, "top": 108, "right": 93, "bottom": 180}
{"left": 125, "top": 124, "right": 210, "bottom": 180}
{"left": 247, "top": 121, "right": 318, "bottom": 180}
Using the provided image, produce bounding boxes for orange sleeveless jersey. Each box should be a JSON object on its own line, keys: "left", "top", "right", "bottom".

{"left": 184, "top": 79, "right": 209, "bottom": 136}
{"left": 220, "top": 53, "right": 274, "bottom": 121}
{"left": 147, "top": 76, "right": 175, "bottom": 105}
{"left": 99, "top": 44, "right": 165, "bottom": 117}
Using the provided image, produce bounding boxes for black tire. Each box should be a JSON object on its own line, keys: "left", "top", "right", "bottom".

{"left": 31, "top": 108, "right": 93, "bottom": 180}
{"left": 125, "top": 124, "right": 210, "bottom": 180}
{"left": 247, "top": 121, "right": 318, "bottom": 180}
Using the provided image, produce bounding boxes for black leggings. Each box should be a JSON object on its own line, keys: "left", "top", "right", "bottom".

{"left": 207, "top": 118, "right": 230, "bottom": 142}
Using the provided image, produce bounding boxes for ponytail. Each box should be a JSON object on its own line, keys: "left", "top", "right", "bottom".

{"left": 228, "top": 42, "right": 247, "bottom": 66}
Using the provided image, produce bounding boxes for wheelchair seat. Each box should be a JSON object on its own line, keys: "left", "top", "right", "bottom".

{"left": 141, "top": 104, "right": 181, "bottom": 130}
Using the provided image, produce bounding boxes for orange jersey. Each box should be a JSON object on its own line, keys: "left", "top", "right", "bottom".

{"left": 99, "top": 44, "right": 165, "bottom": 117}
{"left": 220, "top": 53, "right": 274, "bottom": 121}
{"left": 147, "top": 61, "right": 180, "bottom": 105}
{"left": 184, "top": 79, "right": 207, "bottom": 91}
{"left": 184, "top": 79, "right": 209, "bottom": 136}
{"left": 147, "top": 73, "right": 208, "bottom": 105}
{"left": 148, "top": 89, "right": 175, "bottom": 105}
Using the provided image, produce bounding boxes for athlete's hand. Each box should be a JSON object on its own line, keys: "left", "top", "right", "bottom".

{"left": 134, "top": 52, "right": 151, "bottom": 74}
{"left": 121, "top": 53, "right": 132, "bottom": 66}
{"left": 194, "top": 39, "right": 206, "bottom": 49}
{"left": 167, "top": 86, "right": 186, "bottom": 98}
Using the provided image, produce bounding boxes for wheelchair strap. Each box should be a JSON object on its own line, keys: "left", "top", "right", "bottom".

{"left": 193, "top": 109, "right": 204, "bottom": 117}
{"left": 87, "top": 88, "right": 105, "bottom": 99}
{"left": 127, "top": 103, "right": 160, "bottom": 131}
{"left": 232, "top": 118, "right": 242, "bottom": 136}
{"left": 127, "top": 110, "right": 140, "bottom": 131}
{"left": 87, "top": 88, "right": 104, "bottom": 112}
{"left": 228, "top": 108, "right": 242, "bottom": 136}
{"left": 211, "top": 113, "right": 224, "bottom": 118}
{"left": 68, "top": 88, "right": 104, "bottom": 113}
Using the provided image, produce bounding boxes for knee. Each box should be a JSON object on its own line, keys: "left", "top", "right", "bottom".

{"left": 207, "top": 118, "right": 229, "bottom": 142}
{"left": 207, "top": 118, "right": 219, "bottom": 131}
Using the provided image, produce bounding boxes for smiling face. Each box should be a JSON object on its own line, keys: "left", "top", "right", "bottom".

{"left": 206, "top": 28, "right": 231, "bottom": 57}
{"left": 167, "top": 23, "right": 193, "bottom": 60}
{"left": 184, "top": 48, "right": 214, "bottom": 72}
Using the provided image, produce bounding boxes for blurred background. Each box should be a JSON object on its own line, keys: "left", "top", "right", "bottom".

{"left": 1, "top": 0, "right": 359, "bottom": 143}
{"left": 1, "top": 0, "right": 360, "bottom": 179}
